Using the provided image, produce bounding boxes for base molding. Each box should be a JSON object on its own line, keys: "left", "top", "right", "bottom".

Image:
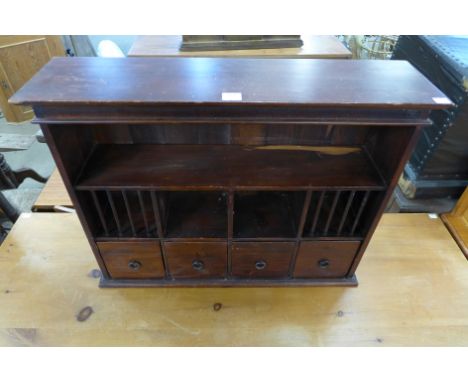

{"left": 99, "top": 275, "right": 358, "bottom": 288}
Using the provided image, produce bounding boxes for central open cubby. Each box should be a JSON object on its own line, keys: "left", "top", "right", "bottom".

{"left": 161, "top": 191, "right": 228, "bottom": 239}
{"left": 233, "top": 191, "right": 305, "bottom": 239}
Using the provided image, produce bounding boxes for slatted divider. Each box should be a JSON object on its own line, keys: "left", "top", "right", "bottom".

{"left": 83, "top": 189, "right": 160, "bottom": 238}
{"left": 80, "top": 188, "right": 381, "bottom": 240}
{"left": 304, "top": 189, "right": 379, "bottom": 239}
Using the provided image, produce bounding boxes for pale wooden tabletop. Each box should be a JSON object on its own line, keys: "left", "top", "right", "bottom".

{"left": 33, "top": 169, "right": 72, "bottom": 211}
{"left": 0, "top": 212, "right": 467, "bottom": 346}
{"left": 128, "top": 35, "right": 352, "bottom": 58}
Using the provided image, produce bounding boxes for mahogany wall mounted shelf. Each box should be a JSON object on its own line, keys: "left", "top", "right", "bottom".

{"left": 10, "top": 57, "right": 452, "bottom": 287}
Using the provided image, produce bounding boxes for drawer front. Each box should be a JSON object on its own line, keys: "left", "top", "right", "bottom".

{"left": 293, "top": 241, "right": 361, "bottom": 278}
{"left": 231, "top": 242, "right": 294, "bottom": 278}
{"left": 164, "top": 242, "right": 227, "bottom": 279}
{"left": 98, "top": 241, "right": 165, "bottom": 279}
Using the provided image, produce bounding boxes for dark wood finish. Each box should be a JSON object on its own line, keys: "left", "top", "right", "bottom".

{"left": 231, "top": 242, "right": 295, "bottom": 278}
{"left": 164, "top": 242, "right": 227, "bottom": 279}
{"left": 163, "top": 192, "right": 227, "bottom": 238}
{"left": 10, "top": 58, "right": 451, "bottom": 109}
{"left": 97, "top": 241, "right": 164, "bottom": 279}
{"left": 294, "top": 241, "right": 361, "bottom": 278}
{"left": 76, "top": 144, "right": 385, "bottom": 190}
{"left": 234, "top": 192, "right": 304, "bottom": 238}
{"left": 101, "top": 274, "right": 358, "bottom": 287}
{"left": 9, "top": 57, "right": 452, "bottom": 287}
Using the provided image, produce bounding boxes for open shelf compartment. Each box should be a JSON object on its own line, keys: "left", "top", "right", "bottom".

{"left": 79, "top": 189, "right": 160, "bottom": 238}
{"left": 75, "top": 144, "right": 386, "bottom": 190}
{"left": 80, "top": 189, "right": 228, "bottom": 239}
{"left": 161, "top": 191, "right": 228, "bottom": 238}
{"left": 234, "top": 191, "right": 305, "bottom": 239}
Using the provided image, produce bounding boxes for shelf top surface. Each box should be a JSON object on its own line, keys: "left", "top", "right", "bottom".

{"left": 10, "top": 57, "right": 452, "bottom": 109}
{"left": 76, "top": 144, "right": 384, "bottom": 190}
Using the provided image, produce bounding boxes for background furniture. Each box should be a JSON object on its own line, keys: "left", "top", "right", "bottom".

{"left": 442, "top": 186, "right": 468, "bottom": 259}
{"left": 128, "top": 35, "right": 352, "bottom": 58}
{"left": 0, "top": 212, "right": 467, "bottom": 346}
{"left": 0, "top": 152, "right": 48, "bottom": 225}
{"left": 180, "top": 35, "right": 303, "bottom": 51}
{"left": 0, "top": 36, "right": 64, "bottom": 123}
{"left": 10, "top": 57, "right": 451, "bottom": 288}
{"left": 393, "top": 35, "right": 468, "bottom": 201}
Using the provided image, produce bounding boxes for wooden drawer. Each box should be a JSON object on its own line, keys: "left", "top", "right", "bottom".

{"left": 98, "top": 241, "right": 165, "bottom": 279}
{"left": 293, "top": 241, "right": 361, "bottom": 278}
{"left": 231, "top": 242, "right": 294, "bottom": 278}
{"left": 164, "top": 242, "right": 227, "bottom": 279}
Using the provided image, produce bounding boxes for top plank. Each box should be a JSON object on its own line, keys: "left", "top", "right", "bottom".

{"left": 10, "top": 57, "right": 452, "bottom": 109}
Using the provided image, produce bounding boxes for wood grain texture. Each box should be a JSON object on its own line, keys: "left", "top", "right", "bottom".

{"left": 164, "top": 242, "right": 227, "bottom": 279}
{"left": 442, "top": 187, "right": 468, "bottom": 258}
{"left": 0, "top": 36, "right": 64, "bottom": 122}
{"left": 0, "top": 213, "right": 467, "bottom": 346}
{"left": 231, "top": 242, "right": 295, "bottom": 278}
{"left": 128, "top": 35, "right": 352, "bottom": 59}
{"left": 9, "top": 57, "right": 451, "bottom": 109}
{"left": 294, "top": 241, "right": 361, "bottom": 278}
{"left": 75, "top": 144, "right": 384, "bottom": 190}
{"left": 33, "top": 169, "right": 73, "bottom": 211}
{"left": 97, "top": 241, "right": 164, "bottom": 279}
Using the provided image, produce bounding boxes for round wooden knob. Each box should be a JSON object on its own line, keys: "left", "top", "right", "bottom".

{"left": 255, "top": 260, "right": 267, "bottom": 270}
{"left": 128, "top": 260, "right": 141, "bottom": 271}
{"left": 318, "top": 259, "right": 330, "bottom": 269}
{"left": 192, "top": 260, "right": 205, "bottom": 271}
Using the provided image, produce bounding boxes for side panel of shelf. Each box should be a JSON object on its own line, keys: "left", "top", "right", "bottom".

{"left": 347, "top": 124, "right": 424, "bottom": 276}
{"left": 41, "top": 124, "right": 111, "bottom": 279}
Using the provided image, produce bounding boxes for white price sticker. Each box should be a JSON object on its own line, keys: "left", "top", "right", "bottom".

{"left": 432, "top": 97, "right": 451, "bottom": 104}
{"left": 222, "top": 92, "right": 242, "bottom": 101}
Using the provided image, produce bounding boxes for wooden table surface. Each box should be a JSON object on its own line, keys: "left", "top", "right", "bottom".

{"left": 0, "top": 212, "right": 467, "bottom": 346}
{"left": 33, "top": 169, "right": 72, "bottom": 211}
{"left": 128, "top": 35, "right": 352, "bottom": 58}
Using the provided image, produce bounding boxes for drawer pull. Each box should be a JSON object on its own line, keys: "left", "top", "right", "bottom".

{"left": 192, "top": 260, "right": 205, "bottom": 271}
{"left": 318, "top": 259, "right": 330, "bottom": 269}
{"left": 255, "top": 260, "right": 267, "bottom": 270}
{"left": 128, "top": 260, "right": 142, "bottom": 271}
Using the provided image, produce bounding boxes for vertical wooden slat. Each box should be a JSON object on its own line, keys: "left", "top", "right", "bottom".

{"left": 91, "top": 190, "right": 109, "bottom": 236}
{"left": 288, "top": 190, "right": 313, "bottom": 277}
{"left": 106, "top": 190, "right": 122, "bottom": 237}
{"left": 150, "top": 190, "right": 170, "bottom": 278}
{"left": 158, "top": 193, "right": 169, "bottom": 229}
{"left": 297, "top": 190, "right": 312, "bottom": 238}
{"left": 323, "top": 191, "right": 341, "bottom": 235}
{"left": 337, "top": 191, "right": 356, "bottom": 235}
{"left": 227, "top": 191, "right": 234, "bottom": 275}
{"left": 122, "top": 190, "right": 136, "bottom": 237}
{"left": 137, "top": 190, "right": 150, "bottom": 237}
{"left": 350, "top": 191, "right": 371, "bottom": 236}
{"left": 310, "top": 191, "right": 325, "bottom": 236}
{"left": 150, "top": 191, "right": 164, "bottom": 237}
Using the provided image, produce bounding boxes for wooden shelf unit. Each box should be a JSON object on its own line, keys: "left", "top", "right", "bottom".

{"left": 10, "top": 57, "right": 452, "bottom": 287}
